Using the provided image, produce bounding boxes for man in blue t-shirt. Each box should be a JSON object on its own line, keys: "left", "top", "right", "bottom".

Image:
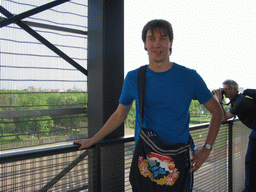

{"left": 119, "top": 63, "right": 216, "bottom": 148}
{"left": 74, "top": 19, "right": 223, "bottom": 190}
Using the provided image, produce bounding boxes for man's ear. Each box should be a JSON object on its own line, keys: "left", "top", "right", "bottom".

{"left": 144, "top": 42, "right": 147, "bottom": 51}
{"left": 168, "top": 41, "right": 173, "bottom": 55}
{"left": 235, "top": 87, "right": 239, "bottom": 93}
{"left": 169, "top": 41, "right": 173, "bottom": 48}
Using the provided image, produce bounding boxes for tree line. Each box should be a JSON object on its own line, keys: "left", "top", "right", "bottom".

{"left": 0, "top": 87, "right": 87, "bottom": 138}
{"left": 1, "top": 88, "right": 229, "bottom": 137}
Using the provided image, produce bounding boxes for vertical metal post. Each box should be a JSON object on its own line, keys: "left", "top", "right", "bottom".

{"left": 88, "top": 0, "right": 124, "bottom": 191}
{"left": 88, "top": 145, "right": 101, "bottom": 192}
{"left": 228, "top": 121, "right": 233, "bottom": 192}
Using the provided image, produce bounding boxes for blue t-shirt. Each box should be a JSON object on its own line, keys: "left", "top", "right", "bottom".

{"left": 119, "top": 63, "right": 212, "bottom": 146}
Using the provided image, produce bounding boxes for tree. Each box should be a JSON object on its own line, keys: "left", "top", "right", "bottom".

{"left": 31, "top": 116, "right": 54, "bottom": 139}
{"left": 0, "top": 108, "right": 5, "bottom": 136}
{"left": 189, "top": 100, "right": 200, "bottom": 115}
{"left": 0, "top": 123, "right": 4, "bottom": 136}
{"left": 9, "top": 93, "right": 18, "bottom": 108}
{"left": 13, "top": 89, "right": 53, "bottom": 136}
{"left": 46, "top": 91, "right": 87, "bottom": 133}
{"left": 0, "top": 90, "right": 11, "bottom": 108}
{"left": 58, "top": 95, "right": 80, "bottom": 129}
{"left": 125, "top": 102, "right": 136, "bottom": 129}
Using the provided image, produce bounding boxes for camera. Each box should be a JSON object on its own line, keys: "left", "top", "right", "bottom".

{"left": 212, "top": 88, "right": 225, "bottom": 98}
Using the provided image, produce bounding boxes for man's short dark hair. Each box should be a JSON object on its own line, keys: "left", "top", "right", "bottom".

{"left": 142, "top": 19, "right": 174, "bottom": 54}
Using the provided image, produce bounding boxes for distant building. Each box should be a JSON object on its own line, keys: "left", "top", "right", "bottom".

{"left": 50, "top": 89, "right": 66, "bottom": 93}
{"left": 239, "top": 87, "right": 244, "bottom": 93}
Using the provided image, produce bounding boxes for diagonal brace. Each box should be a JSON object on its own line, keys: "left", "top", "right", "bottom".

{"left": 40, "top": 150, "right": 89, "bottom": 192}
{"left": 0, "top": 6, "right": 88, "bottom": 76}
{"left": 0, "top": 0, "right": 70, "bottom": 28}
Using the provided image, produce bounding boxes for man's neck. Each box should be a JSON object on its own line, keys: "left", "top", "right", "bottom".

{"left": 230, "top": 93, "right": 239, "bottom": 102}
{"left": 148, "top": 61, "right": 173, "bottom": 72}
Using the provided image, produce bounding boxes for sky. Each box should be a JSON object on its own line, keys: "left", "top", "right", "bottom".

{"left": 1, "top": 1, "right": 256, "bottom": 91}
{"left": 124, "top": 0, "right": 256, "bottom": 91}
{"left": 0, "top": 0, "right": 87, "bottom": 91}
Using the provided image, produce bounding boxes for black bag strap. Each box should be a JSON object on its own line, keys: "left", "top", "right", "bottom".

{"left": 138, "top": 65, "right": 147, "bottom": 127}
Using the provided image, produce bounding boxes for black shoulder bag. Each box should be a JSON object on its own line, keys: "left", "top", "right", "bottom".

{"left": 129, "top": 65, "right": 193, "bottom": 192}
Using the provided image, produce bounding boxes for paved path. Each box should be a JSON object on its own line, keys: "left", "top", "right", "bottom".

{"left": 125, "top": 128, "right": 134, "bottom": 136}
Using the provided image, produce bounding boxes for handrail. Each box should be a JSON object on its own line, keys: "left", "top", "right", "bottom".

{"left": 189, "top": 118, "right": 237, "bottom": 131}
{"left": 0, "top": 119, "right": 238, "bottom": 164}
{"left": 0, "top": 143, "right": 77, "bottom": 164}
{"left": 1, "top": 119, "right": 239, "bottom": 164}
{"left": 0, "top": 135, "right": 134, "bottom": 164}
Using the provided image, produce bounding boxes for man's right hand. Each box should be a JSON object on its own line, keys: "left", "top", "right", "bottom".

{"left": 214, "top": 88, "right": 223, "bottom": 103}
{"left": 73, "top": 103, "right": 133, "bottom": 150}
{"left": 73, "top": 139, "right": 94, "bottom": 150}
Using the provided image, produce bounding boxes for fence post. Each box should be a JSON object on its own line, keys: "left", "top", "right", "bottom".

{"left": 228, "top": 121, "right": 233, "bottom": 192}
{"left": 88, "top": 144, "right": 101, "bottom": 192}
{"left": 88, "top": 0, "right": 125, "bottom": 191}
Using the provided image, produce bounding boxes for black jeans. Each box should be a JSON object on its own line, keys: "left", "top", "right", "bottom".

{"left": 244, "top": 130, "right": 256, "bottom": 192}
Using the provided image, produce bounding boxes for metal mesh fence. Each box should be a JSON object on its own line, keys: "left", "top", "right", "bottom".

{"left": 232, "top": 121, "right": 251, "bottom": 192}
{"left": 0, "top": 121, "right": 252, "bottom": 191}
{"left": 125, "top": 142, "right": 134, "bottom": 192}
{"left": 0, "top": 149, "right": 89, "bottom": 192}
{"left": 192, "top": 124, "right": 229, "bottom": 191}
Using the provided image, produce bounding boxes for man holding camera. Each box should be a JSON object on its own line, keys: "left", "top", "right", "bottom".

{"left": 214, "top": 79, "right": 256, "bottom": 192}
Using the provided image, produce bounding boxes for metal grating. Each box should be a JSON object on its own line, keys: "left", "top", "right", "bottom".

{"left": 192, "top": 124, "right": 229, "bottom": 191}
{"left": 0, "top": 121, "right": 252, "bottom": 191}
{"left": 124, "top": 142, "right": 135, "bottom": 192}
{"left": 232, "top": 121, "right": 251, "bottom": 192}
{"left": 0, "top": 149, "right": 89, "bottom": 192}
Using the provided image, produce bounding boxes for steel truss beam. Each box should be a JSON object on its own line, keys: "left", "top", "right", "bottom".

{"left": 0, "top": 0, "right": 69, "bottom": 28}
{"left": 0, "top": 1, "right": 88, "bottom": 76}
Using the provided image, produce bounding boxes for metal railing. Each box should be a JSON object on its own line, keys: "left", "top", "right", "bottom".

{"left": 0, "top": 119, "right": 251, "bottom": 191}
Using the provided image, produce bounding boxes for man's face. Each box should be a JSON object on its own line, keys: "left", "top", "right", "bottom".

{"left": 223, "top": 84, "right": 237, "bottom": 99}
{"left": 144, "top": 28, "right": 172, "bottom": 64}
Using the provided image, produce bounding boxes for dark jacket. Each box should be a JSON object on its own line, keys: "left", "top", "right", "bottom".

{"left": 230, "top": 94, "right": 256, "bottom": 130}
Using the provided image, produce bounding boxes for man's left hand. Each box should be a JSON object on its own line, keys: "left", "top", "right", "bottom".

{"left": 190, "top": 147, "right": 211, "bottom": 172}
